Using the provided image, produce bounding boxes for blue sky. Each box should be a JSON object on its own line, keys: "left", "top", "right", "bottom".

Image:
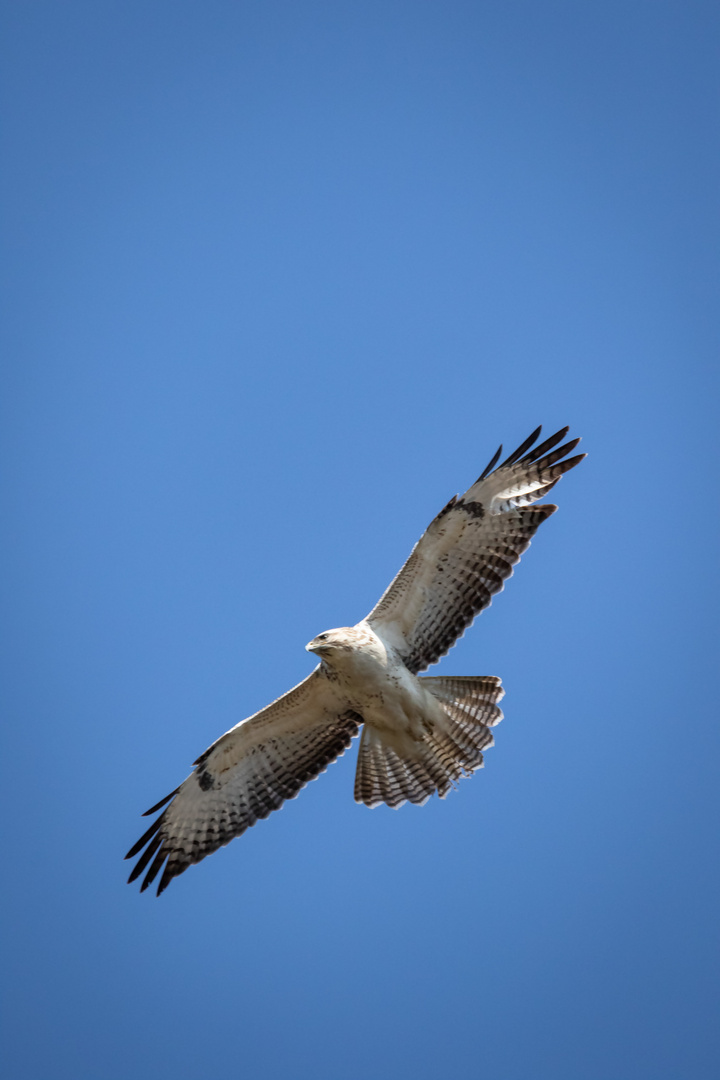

{"left": 1, "top": 3, "right": 718, "bottom": 1078}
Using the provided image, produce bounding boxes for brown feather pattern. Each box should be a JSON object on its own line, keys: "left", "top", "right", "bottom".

{"left": 367, "top": 426, "right": 585, "bottom": 673}
{"left": 126, "top": 426, "right": 584, "bottom": 894}
{"left": 126, "top": 707, "right": 361, "bottom": 895}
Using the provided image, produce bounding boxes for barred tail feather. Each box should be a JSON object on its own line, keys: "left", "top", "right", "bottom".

{"left": 420, "top": 674, "right": 504, "bottom": 730}
{"left": 353, "top": 676, "right": 504, "bottom": 809}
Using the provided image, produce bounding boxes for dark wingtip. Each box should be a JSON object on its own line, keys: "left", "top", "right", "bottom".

{"left": 142, "top": 789, "right": 179, "bottom": 816}
{"left": 522, "top": 426, "right": 570, "bottom": 464}
{"left": 125, "top": 816, "right": 163, "bottom": 860}
{"left": 127, "top": 832, "right": 163, "bottom": 882}
{"left": 500, "top": 425, "right": 543, "bottom": 468}
{"left": 477, "top": 443, "right": 503, "bottom": 482}
{"left": 140, "top": 848, "right": 168, "bottom": 893}
{"left": 156, "top": 867, "right": 175, "bottom": 896}
{"left": 557, "top": 452, "right": 586, "bottom": 474}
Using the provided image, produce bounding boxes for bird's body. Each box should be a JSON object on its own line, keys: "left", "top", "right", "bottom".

{"left": 307, "top": 624, "right": 446, "bottom": 748}
{"left": 127, "top": 426, "right": 585, "bottom": 894}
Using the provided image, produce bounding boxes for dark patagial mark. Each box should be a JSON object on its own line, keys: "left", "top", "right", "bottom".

{"left": 457, "top": 498, "right": 485, "bottom": 519}
{"left": 197, "top": 767, "right": 216, "bottom": 792}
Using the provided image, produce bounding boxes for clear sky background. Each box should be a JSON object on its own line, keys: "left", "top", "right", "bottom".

{"left": 2, "top": 3, "right": 718, "bottom": 1078}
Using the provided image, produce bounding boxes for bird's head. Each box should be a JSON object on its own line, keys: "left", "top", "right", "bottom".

{"left": 306, "top": 627, "right": 361, "bottom": 657}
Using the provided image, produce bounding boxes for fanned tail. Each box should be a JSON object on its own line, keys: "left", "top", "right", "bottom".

{"left": 353, "top": 676, "right": 504, "bottom": 809}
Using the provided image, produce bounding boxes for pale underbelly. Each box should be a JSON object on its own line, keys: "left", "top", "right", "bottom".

{"left": 345, "top": 677, "right": 445, "bottom": 743}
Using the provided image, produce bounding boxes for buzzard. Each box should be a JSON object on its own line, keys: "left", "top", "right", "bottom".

{"left": 126, "top": 426, "right": 584, "bottom": 895}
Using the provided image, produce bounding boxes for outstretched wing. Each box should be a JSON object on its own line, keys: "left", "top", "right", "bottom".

{"left": 366, "top": 426, "right": 585, "bottom": 674}
{"left": 125, "top": 671, "right": 361, "bottom": 895}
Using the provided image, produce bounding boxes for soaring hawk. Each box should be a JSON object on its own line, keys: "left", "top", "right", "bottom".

{"left": 127, "top": 425, "right": 584, "bottom": 895}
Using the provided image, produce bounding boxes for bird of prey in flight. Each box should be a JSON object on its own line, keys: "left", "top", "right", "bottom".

{"left": 126, "top": 426, "right": 584, "bottom": 895}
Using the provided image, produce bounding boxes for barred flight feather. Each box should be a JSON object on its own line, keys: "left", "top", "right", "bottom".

{"left": 367, "top": 426, "right": 585, "bottom": 672}
{"left": 125, "top": 670, "right": 362, "bottom": 895}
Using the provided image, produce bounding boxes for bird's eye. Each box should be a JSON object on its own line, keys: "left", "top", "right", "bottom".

{"left": 318, "top": 633, "right": 328, "bottom": 641}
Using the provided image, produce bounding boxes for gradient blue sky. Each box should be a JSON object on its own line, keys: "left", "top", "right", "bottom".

{"left": 2, "top": 3, "right": 719, "bottom": 1078}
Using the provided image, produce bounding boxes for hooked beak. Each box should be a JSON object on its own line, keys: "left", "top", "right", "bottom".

{"left": 306, "top": 637, "right": 329, "bottom": 655}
